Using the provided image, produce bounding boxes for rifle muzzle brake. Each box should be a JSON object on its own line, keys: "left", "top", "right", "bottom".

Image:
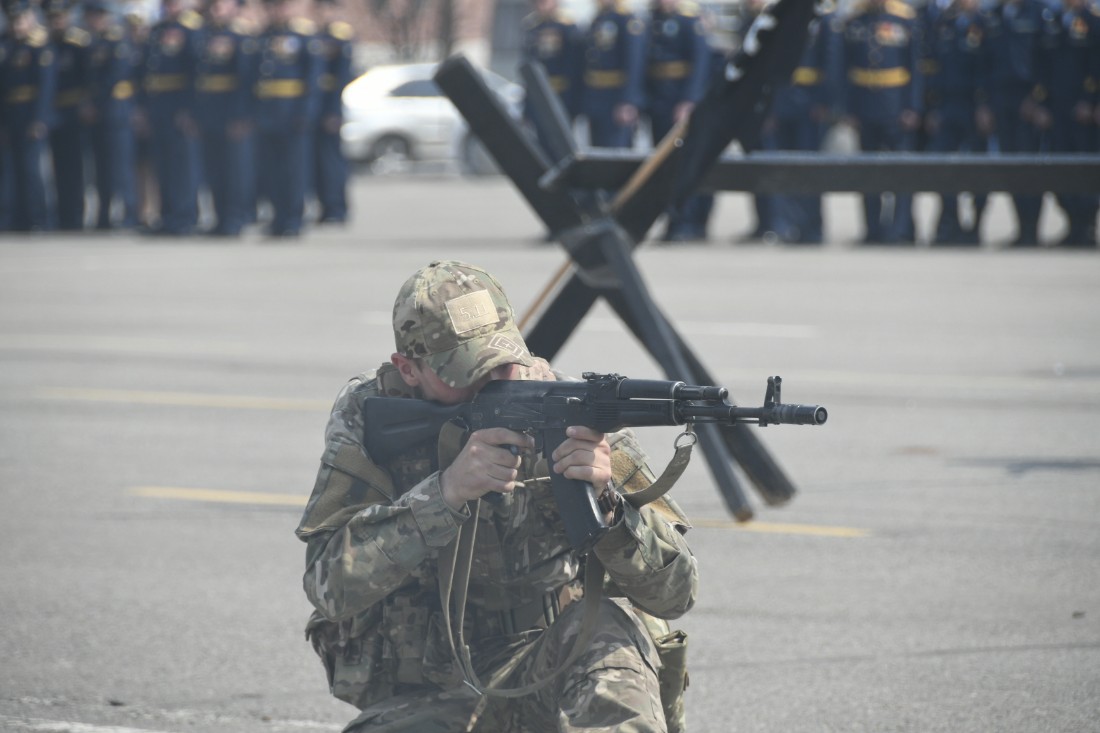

{"left": 772, "top": 404, "right": 828, "bottom": 425}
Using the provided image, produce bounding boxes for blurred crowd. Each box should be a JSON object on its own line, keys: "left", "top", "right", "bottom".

{"left": 3, "top": 0, "right": 1097, "bottom": 245}
{"left": 522, "top": 0, "right": 1100, "bottom": 246}
{"left": 0, "top": 0, "right": 352, "bottom": 237}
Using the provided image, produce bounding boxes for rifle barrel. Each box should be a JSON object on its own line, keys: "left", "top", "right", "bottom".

{"left": 681, "top": 403, "right": 827, "bottom": 426}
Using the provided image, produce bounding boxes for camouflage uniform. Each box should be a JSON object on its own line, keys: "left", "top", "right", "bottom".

{"left": 296, "top": 262, "right": 698, "bottom": 733}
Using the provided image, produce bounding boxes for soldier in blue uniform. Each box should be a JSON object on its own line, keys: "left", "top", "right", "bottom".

{"left": 0, "top": 0, "right": 57, "bottom": 232}
{"left": 85, "top": 0, "right": 138, "bottom": 230}
{"left": 195, "top": 0, "right": 256, "bottom": 236}
{"left": 985, "top": 0, "right": 1055, "bottom": 246}
{"left": 770, "top": 3, "right": 841, "bottom": 244}
{"left": 644, "top": 0, "right": 711, "bottom": 241}
{"left": 125, "top": 9, "right": 157, "bottom": 228}
{"left": 255, "top": 0, "right": 321, "bottom": 238}
{"left": 925, "top": 0, "right": 993, "bottom": 245}
{"left": 839, "top": 0, "right": 924, "bottom": 244}
{"left": 141, "top": 0, "right": 202, "bottom": 235}
{"left": 520, "top": 0, "right": 583, "bottom": 157}
{"left": 910, "top": 0, "right": 943, "bottom": 243}
{"left": 45, "top": 0, "right": 90, "bottom": 230}
{"left": 1043, "top": 0, "right": 1099, "bottom": 246}
{"left": 312, "top": 0, "right": 352, "bottom": 225}
{"left": 582, "top": 0, "right": 646, "bottom": 148}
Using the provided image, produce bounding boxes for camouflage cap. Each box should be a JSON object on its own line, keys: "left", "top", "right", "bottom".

{"left": 393, "top": 261, "right": 535, "bottom": 388}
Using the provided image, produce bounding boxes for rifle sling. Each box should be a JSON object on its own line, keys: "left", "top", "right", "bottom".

{"left": 435, "top": 425, "right": 694, "bottom": 699}
{"left": 435, "top": 421, "right": 605, "bottom": 699}
{"left": 439, "top": 505, "right": 606, "bottom": 700}
{"left": 621, "top": 437, "right": 695, "bottom": 510}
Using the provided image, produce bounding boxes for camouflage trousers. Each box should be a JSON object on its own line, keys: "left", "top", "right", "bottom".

{"left": 342, "top": 597, "right": 667, "bottom": 733}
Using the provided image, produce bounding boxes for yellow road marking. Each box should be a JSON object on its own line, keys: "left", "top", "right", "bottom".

{"left": 131, "top": 486, "right": 869, "bottom": 537}
{"left": 691, "top": 518, "right": 870, "bottom": 538}
{"left": 131, "top": 486, "right": 308, "bottom": 506}
{"left": 36, "top": 387, "right": 328, "bottom": 411}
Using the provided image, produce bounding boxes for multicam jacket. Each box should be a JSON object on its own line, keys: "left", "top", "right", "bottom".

{"left": 296, "top": 359, "right": 699, "bottom": 711}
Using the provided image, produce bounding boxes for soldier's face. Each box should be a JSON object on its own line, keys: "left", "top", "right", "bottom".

{"left": 48, "top": 11, "right": 70, "bottom": 31}
{"left": 11, "top": 9, "right": 35, "bottom": 36}
{"left": 392, "top": 356, "right": 519, "bottom": 405}
{"left": 270, "top": 0, "right": 294, "bottom": 23}
{"left": 209, "top": 0, "right": 235, "bottom": 22}
{"left": 86, "top": 10, "right": 108, "bottom": 31}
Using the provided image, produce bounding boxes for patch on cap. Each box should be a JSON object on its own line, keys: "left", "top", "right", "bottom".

{"left": 445, "top": 290, "right": 499, "bottom": 334}
{"left": 487, "top": 333, "right": 528, "bottom": 360}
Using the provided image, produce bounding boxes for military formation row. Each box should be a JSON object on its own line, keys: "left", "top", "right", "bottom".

{"left": 0, "top": 0, "right": 353, "bottom": 237}
{"left": 523, "top": 0, "right": 1100, "bottom": 246}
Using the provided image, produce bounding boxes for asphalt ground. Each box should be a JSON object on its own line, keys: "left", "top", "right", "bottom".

{"left": 1, "top": 174, "right": 1098, "bottom": 733}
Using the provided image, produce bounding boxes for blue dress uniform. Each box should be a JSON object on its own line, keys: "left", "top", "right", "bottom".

{"left": 255, "top": 14, "right": 321, "bottom": 237}
{"left": 87, "top": 8, "right": 138, "bottom": 230}
{"left": 926, "top": 1, "right": 990, "bottom": 244}
{"left": 912, "top": 0, "right": 940, "bottom": 155}
{"left": 142, "top": 5, "right": 203, "bottom": 235}
{"left": 644, "top": 0, "right": 710, "bottom": 240}
{"left": 582, "top": 1, "right": 646, "bottom": 148}
{"left": 840, "top": 0, "right": 924, "bottom": 244}
{"left": 1043, "top": 0, "right": 1099, "bottom": 246}
{"left": 0, "top": 8, "right": 57, "bottom": 231}
{"left": 313, "top": 15, "right": 353, "bottom": 224}
{"left": 771, "top": 7, "right": 841, "bottom": 244}
{"left": 520, "top": 6, "right": 583, "bottom": 156}
{"left": 124, "top": 11, "right": 155, "bottom": 227}
{"left": 195, "top": 15, "right": 257, "bottom": 236}
{"left": 985, "top": 0, "right": 1054, "bottom": 245}
{"left": 46, "top": 4, "right": 91, "bottom": 231}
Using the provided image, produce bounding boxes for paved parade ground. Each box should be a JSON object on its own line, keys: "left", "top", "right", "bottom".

{"left": 1, "top": 174, "right": 1099, "bottom": 733}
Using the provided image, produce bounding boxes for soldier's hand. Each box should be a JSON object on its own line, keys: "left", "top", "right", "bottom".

{"left": 26, "top": 122, "right": 47, "bottom": 140}
{"left": 975, "top": 105, "right": 994, "bottom": 136}
{"left": 132, "top": 109, "right": 149, "bottom": 137}
{"left": 551, "top": 426, "right": 612, "bottom": 490}
{"left": 924, "top": 110, "right": 941, "bottom": 136}
{"left": 1031, "top": 105, "right": 1052, "bottom": 131}
{"left": 439, "top": 428, "right": 534, "bottom": 509}
{"left": 1073, "top": 101, "right": 1091, "bottom": 125}
{"left": 899, "top": 109, "right": 920, "bottom": 132}
{"left": 322, "top": 114, "right": 342, "bottom": 135}
{"left": 1018, "top": 97, "right": 1037, "bottom": 123}
{"left": 673, "top": 101, "right": 694, "bottom": 124}
{"left": 614, "top": 103, "right": 639, "bottom": 127}
{"left": 227, "top": 119, "right": 252, "bottom": 140}
{"left": 176, "top": 111, "right": 198, "bottom": 137}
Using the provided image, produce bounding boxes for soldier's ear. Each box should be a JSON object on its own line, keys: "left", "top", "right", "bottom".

{"left": 390, "top": 353, "right": 421, "bottom": 387}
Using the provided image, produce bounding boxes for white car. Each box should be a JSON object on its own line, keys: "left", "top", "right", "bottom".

{"left": 341, "top": 62, "right": 524, "bottom": 175}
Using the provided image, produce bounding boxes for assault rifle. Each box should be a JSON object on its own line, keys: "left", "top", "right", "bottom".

{"left": 363, "top": 373, "right": 826, "bottom": 553}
